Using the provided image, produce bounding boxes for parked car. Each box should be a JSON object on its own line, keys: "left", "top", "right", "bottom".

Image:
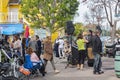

{"left": 105, "top": 38, "right": 117, "bottom": 58}
{"left": 100, "top": 36, "right": 111, "bottom": 55}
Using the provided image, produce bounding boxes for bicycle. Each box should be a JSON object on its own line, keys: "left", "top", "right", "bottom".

{"left": 0, "top": 62, "right": 18, "bottom": 80}
{"left": 0, "top": 45, "right": 29, "bottom": 80}
{"left": 10, "top": 49, "right": 30, "bottom": 80}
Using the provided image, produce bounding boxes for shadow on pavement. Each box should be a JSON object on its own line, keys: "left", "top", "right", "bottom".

{"left": 103, "top": 67, "right": 114, "bottom": 70}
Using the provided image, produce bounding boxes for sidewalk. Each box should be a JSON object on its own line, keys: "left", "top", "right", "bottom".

{"left": 31, "top": 57, "right": 120, "bottom": 80}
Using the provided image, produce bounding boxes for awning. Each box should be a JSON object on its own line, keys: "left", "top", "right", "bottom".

{"left": 0, "top": 23, "right": 24, "bottom": 35}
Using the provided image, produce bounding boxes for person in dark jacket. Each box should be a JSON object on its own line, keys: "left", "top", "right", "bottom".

{"left": 22, "top": 38, "right": 26, "bottom": 61}
{"left": 53, "top": 39, "right": 59, "bottom": 57}
{"left": 86, "top": 30, "right": 94, "bottom": 59}
{"left": 92, "top": 30, "right": 103, "bottom": 74}
{"left": 36, "top": 35, "right": 42, "bottom": 59}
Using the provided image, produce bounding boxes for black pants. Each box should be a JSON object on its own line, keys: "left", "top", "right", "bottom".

{"left": 37, "top": 50, "right": 41, "bottom": 59}
{"left": 78, "top": 50, "right": 86, "bottom": 64}
{"left": 34, "top": 51, "right": 41, "bottom": 59}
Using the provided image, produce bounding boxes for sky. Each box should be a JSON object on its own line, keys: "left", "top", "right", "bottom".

{"left": 73, "top": 1, "right": 120, "bottom": 30}
{"left": 73, "top": 0, "right": 88, "bottom": 23}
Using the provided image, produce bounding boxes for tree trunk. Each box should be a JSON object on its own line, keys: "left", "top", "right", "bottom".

{"left": 111, "top": 23, "right": 116, "bottom": 42}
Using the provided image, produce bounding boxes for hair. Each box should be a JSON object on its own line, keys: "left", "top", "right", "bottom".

{"left": 26, "top": 47, "right": 33, "bottom": 55}
{"left": 77, "top": 33, "right": 83, "bottom": 39}
{"left": 22, "top": 38, "right": 26, "bottom": 47}
{"left": 89, "top": 30, "right": 93, "bottom": 35}
{"left": 94, "top": 30, "right": 100, "bottom": 35}
{"left": 5, "top": 35, "right": 8, "bottom": 41}
{"left": 36, "top": 35, "right": 39, "bottom": 39}
{"left": 14, "top": 35, "right": 19, "bottom": 41}
{"left": 46, "top": 36, "right": 51, "bottom": 40}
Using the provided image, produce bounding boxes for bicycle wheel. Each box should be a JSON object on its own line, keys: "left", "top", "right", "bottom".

{"left": 2, "top": 76, "right": 18, "bottom": 80}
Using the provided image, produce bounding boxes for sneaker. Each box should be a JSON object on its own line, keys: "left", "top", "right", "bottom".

{"left": 44, "top": 71, "right": 47, "bottom": 74}
{"left": 98, "top": 71, "right": 104, "bottom": 74}
{"left": 93, "top": 71, "right": 104, "bottom": 75}
{"left": 59, "top": 57, "right": 62, "bottom": 59}
{"left": 93, "top": 71, "right": 97, "bottom": 74}
{"left": 54, "top": 70, "right": 60, "bottom": 74}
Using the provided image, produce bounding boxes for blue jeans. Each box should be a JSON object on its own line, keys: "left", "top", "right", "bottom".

{"left": 93, "top": 52, "right": 102, "bottom": 72}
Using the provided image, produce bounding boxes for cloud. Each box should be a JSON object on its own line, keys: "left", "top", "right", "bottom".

{"left": 74, "top": 3, "right": 88, "bottom": 23}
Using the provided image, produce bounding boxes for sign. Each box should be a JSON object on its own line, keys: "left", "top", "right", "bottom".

{"left": 0, "top": 23, "right": 24, "bottom": 35}
{"left": 35, "top": 28, "right": 48, "bottom": 40}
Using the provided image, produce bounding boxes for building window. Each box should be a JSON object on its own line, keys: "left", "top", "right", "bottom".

{"left": 8, "top": 8, "right": 18, "bottom": 23}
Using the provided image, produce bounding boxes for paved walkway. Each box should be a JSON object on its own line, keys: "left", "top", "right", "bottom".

{"left": 30, "top": 57, "right": 120, "bottom": 80}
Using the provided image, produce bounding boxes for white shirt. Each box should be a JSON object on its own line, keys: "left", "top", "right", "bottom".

{"left": 13, "top": 39, "right": 22, "bottom": 54}
{"left": 58, "top": 39, "right": 64, "bottom": 49}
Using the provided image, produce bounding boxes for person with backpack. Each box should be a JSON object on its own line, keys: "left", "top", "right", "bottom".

{"left": 86, "top": 30, "right": 94, "bottom": 67}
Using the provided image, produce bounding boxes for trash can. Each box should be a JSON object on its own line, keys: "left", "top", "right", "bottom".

{"left": 114, "top": 51, "right": 120, "bottom": 78}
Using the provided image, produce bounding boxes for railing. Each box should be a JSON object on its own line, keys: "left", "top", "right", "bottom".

{"left": 0, "top": 12, "right": 19, "bottom": 23}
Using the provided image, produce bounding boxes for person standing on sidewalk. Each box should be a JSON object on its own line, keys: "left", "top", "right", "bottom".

{"left": 13, "top": 35, "right": 22, "bottom": 56}
{"left": 43, "top": 36, "right": 60, "bottom": 74}
{"left": 36, "top": 35, "right": 42, "bottom": 59}
{"left": 28, "top": 36, "right": 38, "bottom": 56}
{"left": 92, "top": 31, "right": 104, "bottom": 74}
{"left": 53, "top": 38, "right": 59, "bottom": 58}
{"left": 57, "top": 38, "right": 65, "bottom": 59}
{"left": 22, "top": 37, "right": 26, "bottom": 60}
{"left": 86, "top": 30, "right": 94, "bottom": 59}
{"left": 76, "top": 33, "right": 88, "bottom": 70}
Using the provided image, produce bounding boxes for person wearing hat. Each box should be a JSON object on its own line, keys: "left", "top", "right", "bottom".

{"left": 86, "top": 30, "right": 94, "bottom": 59}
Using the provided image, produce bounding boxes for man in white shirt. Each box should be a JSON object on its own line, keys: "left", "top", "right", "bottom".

{"left": 57, "top": 38, "right": 65, "bottom": 59}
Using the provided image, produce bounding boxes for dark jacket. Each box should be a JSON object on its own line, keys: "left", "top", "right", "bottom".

{"left": 92, "top": 35, "right": 102, "bottom": 53}
{"left": 37, "top": 40, "right": 41, "bottom": 52}
{"left": 53, "top": 42, "right": 59, "bottom": 57}
{"left": 86, "top": 34, "right": 93, "bottom": 48}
